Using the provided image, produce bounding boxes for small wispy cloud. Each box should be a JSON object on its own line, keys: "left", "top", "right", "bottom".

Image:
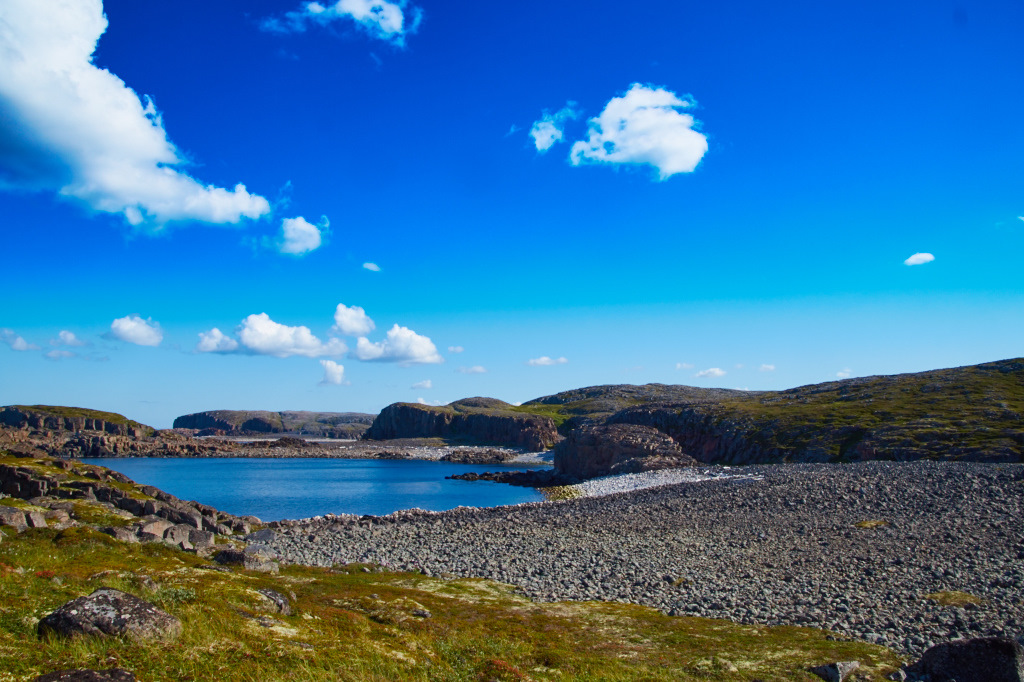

{"left": 448, "top": 345, "right": 464, "bottom": 353}
{"left": 904, "top": 252, "right": 935, "bottom": 266}
{"left": 261, "top": 0, "right": 423, "bottom": 46}
{"left": 457, "top": 365, "right": 487, "bottom": 374}
{"left": 411, "top": 379, "right": 432, "bottom": 389}
{"left": 528, "top": 356, "right": 568, "bottom": 366}
{"left": 45, "top": 349, "right": 76, "bottom": 360}
{"left": 759, "top": 364, "right": 776, "bottom": 372}
{"left": 530, "top": 103, "right": 579, "bottom": 153}
{"left": 363, "top": 262, "right": 381, "bottom": 272}
{"left": 1, "top": 328, "right": 40, "bottom": 352}
{"left": 675, "top": 362, "right": 694, "bottom": 370}
{"left": 108, "top": 315, "right": 163, "bottom": 347}
{"left": 417, "top": 397, "right": 442, "bottom": 406}
{"left": 51, "top": 330, "right": 87, "bottom": 347}
{"left": 837, "top": 368, "right": 852, "bottom": 379}
{"left": 195, "top": 328, "right": 240, "bottom": 353}
{"left": 271, "top": 216, "right": 328, "bottom": 256}
{"left": 319, "top": 360, "right": 346, "bottom": 385}
{"left": 695, "top": 367, "right": 726, "bottom": 378}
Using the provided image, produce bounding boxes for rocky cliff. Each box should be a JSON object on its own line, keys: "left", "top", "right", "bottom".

{"left": 172, "top": 410, "right": 373, "bottom": 438}
{"left": 553, "top": 424, "right": 698, "bottom": 479}
{"left": 546, "top": 358, "right": 1024, "bottom": 476}
{"left": 1, "top": 406, "right": 154, "bottom": 438}
{"left": 363, "top": 399, "right": 559, "bottom": 452}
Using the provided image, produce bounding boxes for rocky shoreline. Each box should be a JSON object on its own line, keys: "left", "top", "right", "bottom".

{"left": 256, "top": 460, "right": 1024, "bottom": 659}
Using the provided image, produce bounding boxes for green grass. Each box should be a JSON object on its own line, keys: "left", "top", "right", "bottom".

{"left": 0, "top": 527, "right": 907, "bottom": 681}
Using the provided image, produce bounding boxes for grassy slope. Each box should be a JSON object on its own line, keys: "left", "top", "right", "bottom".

{"left": 0, "top": 452, "right": 905, "bottom": 680}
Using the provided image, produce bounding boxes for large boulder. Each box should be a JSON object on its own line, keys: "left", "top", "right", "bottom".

{"left": 37, "top": 589, "right": 181, "bottom": 640}
{"left": 554, "top": 423, "right": 698, "bottom": 479}
{"left": 908, "top": 637, "right": 1024, "bottom": 682}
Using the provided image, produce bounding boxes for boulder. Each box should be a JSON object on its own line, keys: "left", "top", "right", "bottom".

{"left": 214, "top": 548, "right": 279, "bottom": 573}
{"left": 99, "top": 527, "right": 139, "bottom": 543}
{"left": 33, "top": 669, "right": 136, "bottom": 682}
{"left": 37, "top": 588, "right": 182, "bottom": 640}
{"left": 810, "top": 661, "right": 860, "bottom": 682}
{"left": 554, "top": 423, "right": 698, "bottom": 480}
{"left": 255, "top": 588, "right": 292, "bottom": 616}
{"left": 0, "top": 507, "right": 28, "bottom": 531}
{"left": 908, "top": 637, "right": 1024, "bottom": 682}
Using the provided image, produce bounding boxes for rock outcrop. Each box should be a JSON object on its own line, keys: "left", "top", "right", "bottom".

{"left": 172, "top": 410, "right": 373, "bottom": 438}
{"left": 38, "top": 588, "right": 181, "bottom": 640}
{"left": 905, "top": 637, "right": 1024, "bottom": 682}
{"left": 364, "top": 401, "right": 558, "bottom": 452}
{"left": 0, "top": 407, "right": 152, "bottom": 438}
{"left": 553, "top": 424, "right": 698, "bottom": 479}
{"left": 33, "top": 669, "right": 137, "bottom": 682}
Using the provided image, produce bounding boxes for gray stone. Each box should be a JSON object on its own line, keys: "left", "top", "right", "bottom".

{"left": 910, "top": 637, "right": 1024, "bottom": 682}
{"left": 246, "top": 528, "right": 278, "bottom": 543}
{"left": 162, "top": 524, "right": 193, "bottom": 545}
{"left": 187, "top": 528, "right": 215, "bottom": 548}
{"left": 24, "top": 511, "right": 48, "bottom": 528}
{"left": 135, "top": 517, "right": 173, "bottom": 537}
{"left": 99, "top": 527, "right": 139, "bottom": 543}
{"left": 810, "top": 661, "right": 860, "bottom": 682}
{"left": 37, "top": 588, "right": 182, "bottom": 641}
{"left": 214, "top": 548, "right": 279, "bottom": 573}
{"left": 0, "top": 506, "right": 28, "bottom": 531}
{"left": 256, "top": 589, "right": 292, "bottom": 616}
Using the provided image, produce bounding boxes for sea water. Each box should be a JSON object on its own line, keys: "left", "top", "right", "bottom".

{"left": 89, "top": 457, "right": 545, "bottom": 521}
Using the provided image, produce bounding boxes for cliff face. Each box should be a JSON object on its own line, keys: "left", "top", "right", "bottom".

{"left": 172, "top": 410, "right": 373, "bottom": 438}
{"left": 553, "top": 423, "right": 698, "bottom": 478}
{"left": 1, "top": 406, "right": 153, "bottom": 438}
{"left": 363, "top": 403, "right": 558, "bottom": 452}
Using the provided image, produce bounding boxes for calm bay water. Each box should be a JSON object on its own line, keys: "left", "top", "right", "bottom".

{"left": 89, "top": 457, "right": 545, "bottom": 521}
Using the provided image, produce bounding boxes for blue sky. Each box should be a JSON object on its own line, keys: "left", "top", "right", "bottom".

{"left": 1, "top": 0, "right": 1022, "bottom": 427}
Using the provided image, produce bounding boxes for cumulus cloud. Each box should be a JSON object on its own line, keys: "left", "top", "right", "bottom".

{"left": 411, "top": 379, "right": 432, "bottom": 389}
{"left": 457, "top": 365, "right": 487, "bottom": 374}
{"left": 448, "top": 345, "right": 464, "bottom": 353}
{"left": 319, "top": 359, "right": 346, "bottom": 385}
{"left": 274, "top": 216, "right": 327, "bottom": 255}
{"left": 332, "top": 304, "right": 375, "bottom": 337}
{"left": 569, "top": 83, "right": 708, "bottom": 180}
{"left": 675, "top": 362, "right": 694, "bottom": 370}
{"left": 195, "top": 328, "right": 240, "bottom": 353}
{"left": 237, "top": 313, "right": 346, "bottom": 358}
{"left": 108, "top": 315, "right": 162, "bottom": 347}
{"left": 904, "top": 252, "right": 935, "bottom": 266}
{"left": 262, "top": 0, "right": 422, "bottom": 45}
{"left": 527, "top": 356, "right": 568, "bottom": 366}
{"left": 529, "top": 103, "right": 579, "bottom": 153}
{"left": 1, "top": 328, "right": 39, "bottom": 351}
{"left": 353, "top": 324, "right": 442, "bottom": 365}
{"left": 759, "top": 364, "right": 776, "bottom": 372}
{"left": 363, "top": 262, "right": 381, "bottom": 272}
{"left": 837, "top": 368, "right": 852, "bottom": 379}
{"left": 51, "top": 330, "right": 86, "bottom": 347}
{"left": 0, "top": 0, "right": 270, "bottom": 228}
{"left": 695, "top": 367, "right": 726, "bottom": 378}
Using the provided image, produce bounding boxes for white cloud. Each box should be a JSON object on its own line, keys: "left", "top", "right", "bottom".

{"left": 275, "top": 216, "right": 326, "bottom": 255}
{"left": 1, "top": 328, "right": 39, "bottom": 351}
{"left": 45, "top": 349, "right": 75, "bottom": 360}
{"left": 416, "top": 397, "right": 442, "bottom": 406}
{"left": 411, "top": 379, "right": 432, "bottom": 389}
{"left": 695, "top": 367, "right": 726, "bottom": 378}
{"left": 457, "top": 365, "right": 487, "bottom": 374}
{"left": 904, "top": 252, "right": 935, "bottom": 266}
{"left": 530, "top": 103, "right": 579, "bottom": 153}
{"left": 0, "top": 0, "right": 271, "bottom": 228}
{"left": 237, "top": 313, "right": 346, "bottom": 358}
{"left": 195, "top": 328, "right": 240, "bottom": 353}
{"left": 353, "top": 324, "right": 442, "bottom": 365}
{"left": 735, "top": 363, "right": 745, "bottom": 369}
{"left": 569, "top": 83, "right": 708, "bottom": 180}
{"left": 448, "top": 345, "right": 464, "bottom": 353}
{"left": 262, "top": 0, "right": 422, "bottom": 45}
{"left": 109, "top": 315, "right": 162, "bottom": 347}
{"left": 319, "top": 359, "right": 346, "bottom": 385}
{"left": 527, "top": 356, "right": 568, "bottom": 366}
{"left": 837, "top": 368, "right": 852, "bottom": 379}
{"left": 759, "top": 364, "right": 776, "bottom": 372}
{"left": 363, "top": 262, "right": 381, "bottom": 272}
{"left": 332, "top": 304, "right": 375, "bottom": 336}
{"left": 51, "top": 330, "right": 86, "bottom": 347}
{"left": 675, "top": 362, "right": 694, "bottom": 370}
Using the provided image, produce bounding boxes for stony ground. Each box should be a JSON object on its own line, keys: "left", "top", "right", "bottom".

{"left": 259, "top": 461, "right": 1024, "bottom": 658}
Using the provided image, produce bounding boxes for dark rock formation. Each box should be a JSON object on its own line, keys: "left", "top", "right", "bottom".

{"left": 553, "top": 424, "right": 698, "bottom": 479}
{"left": 364, "top": 402, "right": 558, "bottom": 452}
{"left": 809, "top": 660, "right": 859, "bottom": 682}
{"left": 447, "top": 468, "right": 576, "bottom": 487}
{"left": 0, "top": 406, "right": 151, "bottom": 438}
{"left": 439, "top": 448, "right": 519, "bottom": 464}
{"left": 37, "top": 588, "right": 182, "bottom": 640}
{"left": 907, "top": 637, "right": 1024, "bottom": 682}
{"left": 33, "top": 669, "right": 136, "bottom": 682}
{"left": 172, "top": 410, "right": 373, "bottom": 438}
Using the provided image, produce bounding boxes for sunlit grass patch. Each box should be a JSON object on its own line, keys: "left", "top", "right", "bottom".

{"left": 853, "top": 520, "right": 889, "bottom": 529}
{"left": 924, "top": 591, "right": 983, "bottom": 607}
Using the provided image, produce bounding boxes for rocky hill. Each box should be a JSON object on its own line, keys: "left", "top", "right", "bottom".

{"left": 1, "top": 405, "right": 155, "bottom": 438}
{"left": 172, "top": 410, "right": 373, "bottom": 438}
{"left": 363, "top": 398, "right": 559, "bottom": 452}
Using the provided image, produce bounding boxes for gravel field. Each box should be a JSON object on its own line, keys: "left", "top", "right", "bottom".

{"left": 259, "top": 461, "right": 1024, "bottom": 657}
